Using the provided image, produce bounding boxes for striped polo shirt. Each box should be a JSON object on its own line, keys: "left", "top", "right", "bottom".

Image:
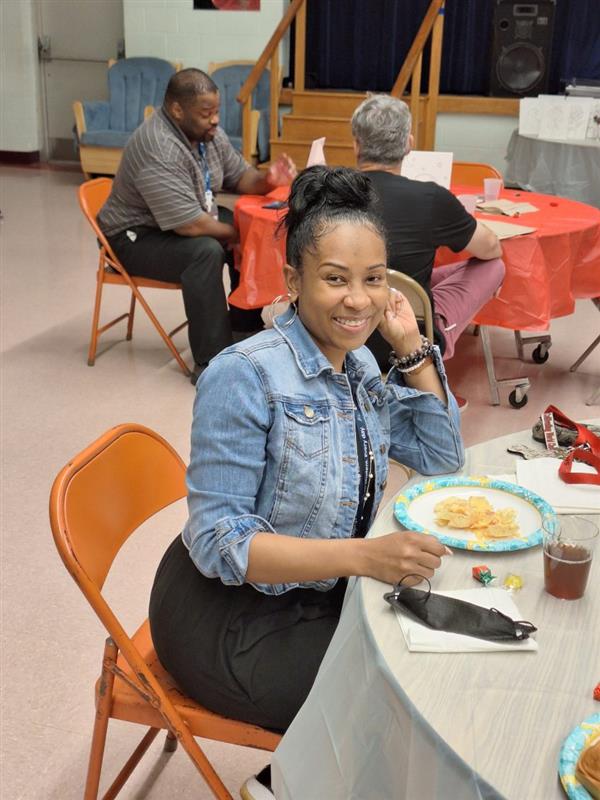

{"left": 98, "top": 107, "right": 250, "bottom": 237}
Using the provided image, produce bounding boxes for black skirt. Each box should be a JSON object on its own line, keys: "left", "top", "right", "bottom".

{"left": 149, "top": 535, "right": 346, "bottom": 732}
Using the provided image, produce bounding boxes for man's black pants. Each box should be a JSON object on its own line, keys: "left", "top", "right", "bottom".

{"left": 107, "top": 208, "right": 262, "bottom": 366}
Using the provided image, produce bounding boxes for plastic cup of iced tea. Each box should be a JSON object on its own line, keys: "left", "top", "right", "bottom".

{"left": 542, "top": 516, "right": 598, "bottom": 600}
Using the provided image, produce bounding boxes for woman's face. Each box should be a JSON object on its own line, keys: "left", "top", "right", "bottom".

{"left": 285, "top": 220, "right": 388, "bottom": 372}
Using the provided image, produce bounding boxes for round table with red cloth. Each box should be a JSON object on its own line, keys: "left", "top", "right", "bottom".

{"left": 231, "top": 184, "right": 600, "bottom": 332}
{"left": 231, "top": 186, "right": 289, "bottom": 310}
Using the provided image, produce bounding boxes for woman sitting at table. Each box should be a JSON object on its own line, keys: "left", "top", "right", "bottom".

{"left": 149, "top": 165, "right": 464, "bottom": 799}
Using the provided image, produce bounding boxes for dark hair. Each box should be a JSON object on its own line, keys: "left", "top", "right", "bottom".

{"left": 282, "top": 166, "right": 386, "bottom": 270}
{"left": 164, "top": 68, "right": 218, "bottom": 108}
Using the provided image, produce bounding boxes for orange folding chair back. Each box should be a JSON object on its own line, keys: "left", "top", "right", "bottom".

{"left": 451, "top": 161, "right": 502, "bottom": 187}
{"left": 49, "top": 423, "right": 280, "bottom": 800}
{"left": 79, "top": 178, "right": 191, "bottom": 377}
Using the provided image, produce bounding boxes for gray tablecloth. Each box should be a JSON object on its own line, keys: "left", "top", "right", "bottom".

{"left": 272, "top": 425, "right": 600, "bottom": 800}
{"left": 505, "top": 130, "right": 600, "bottom": 208}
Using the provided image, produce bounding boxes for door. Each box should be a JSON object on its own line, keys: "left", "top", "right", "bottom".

{"left": 37, "top": 0, "right": 124, "bottom": 161}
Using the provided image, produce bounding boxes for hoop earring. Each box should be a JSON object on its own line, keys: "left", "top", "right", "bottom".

{"left": 282, "top": 300, "right": 298, "bottom": 328}
{"left": 266, "top": 293, "right": 294, "bottom": 328}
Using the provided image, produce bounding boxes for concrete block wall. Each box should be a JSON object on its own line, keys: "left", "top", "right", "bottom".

{"left": 436, "top": 114, "right": 518, "bottom": 178}
{"left": 0, "top": 0, "right": 42, "bottom": 152}
{"left": 123, "top": 0, "right": 288, "bottom": 73}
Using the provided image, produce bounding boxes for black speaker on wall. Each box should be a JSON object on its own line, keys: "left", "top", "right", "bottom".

{"left": 489, "top": 1, "right": 556, "bottom": 97}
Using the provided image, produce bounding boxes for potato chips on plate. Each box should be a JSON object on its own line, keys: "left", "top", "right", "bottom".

{"left": 434, "top": 495, "right": 520, "bottom": 543}
{"left": 394, "top": 476, "right": 555, "bottom": 552}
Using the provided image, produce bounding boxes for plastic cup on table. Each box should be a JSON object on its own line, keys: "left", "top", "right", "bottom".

{"left": 483, "top": 178, "right": 503, "bottom": 202}
{"left": 542, "top": 516, "right": 598, "bottom": 600}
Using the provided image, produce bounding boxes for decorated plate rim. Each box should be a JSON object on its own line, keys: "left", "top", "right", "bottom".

{"left": 558, "top": 713, "right": 600, "bottom": 800}
{"left": 393, "top": 475, "right": 556, "bottom": 552}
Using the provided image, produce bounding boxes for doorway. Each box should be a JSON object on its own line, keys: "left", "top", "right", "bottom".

{"left": 36, "top": 0, "right": 124, "bottom": 162}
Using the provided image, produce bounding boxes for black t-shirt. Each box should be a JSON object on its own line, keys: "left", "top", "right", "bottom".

{"left": 365, "top": 171, "right": 477, "bottom": 368}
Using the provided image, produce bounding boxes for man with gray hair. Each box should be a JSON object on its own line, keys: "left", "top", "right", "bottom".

{"left": 351, "top": 94, "right": 505, "bottom": 377}
{"left": 98, "top": 68, "right": 296, "bottom": 384}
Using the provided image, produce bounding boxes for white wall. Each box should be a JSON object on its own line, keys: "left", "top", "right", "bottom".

{"left": 124, "top": 0, "right": 288, "bottom": 72}
{"left": 436, "top": 114, "right": 518, "bottom": 178}
{"left": 0, "top": 0, "right": 42, "bottom": 152}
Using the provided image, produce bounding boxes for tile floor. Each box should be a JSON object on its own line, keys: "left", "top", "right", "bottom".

{"left": 0, "top": 164, "right": 598, "bottom": 799}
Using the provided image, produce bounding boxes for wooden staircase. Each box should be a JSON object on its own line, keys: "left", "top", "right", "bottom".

{"left": 240, "top": 0, "right": 454, "bottom": 169}
{"left": 270, "top": 90, "right": 367, "bottom": 169}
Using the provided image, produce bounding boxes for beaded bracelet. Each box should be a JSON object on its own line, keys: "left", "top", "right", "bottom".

{"left": 396, "top": 355, "right": 434, "bottom": 375}
{"left": 389, "top": 336, "right": 435, "bottom": 370}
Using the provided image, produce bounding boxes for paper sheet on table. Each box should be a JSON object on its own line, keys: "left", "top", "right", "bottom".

{"left": 516, "top": 457, "right": 600, "bottom": 513}
{"left": 306, "top": 137, "right": 326, "bottom": 167}
{"left": 477, "top": 199, "right": 539, "bottom": 216}
{"left": 539, "top": 96, "right": 570, "bottom": 141}
{"left": 519, "top": 97, "right": 542, "bottom": 137}
{"left": 394, "top": 588, "right": 538, "bottom": 653}
{"left": 479, "top": 219, "right": 536, "bottom": 239}
{"left": 400, "top": 150, "right": 453, "bottom": 189}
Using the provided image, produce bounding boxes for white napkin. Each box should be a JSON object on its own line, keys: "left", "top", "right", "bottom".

{"left": 306, "top": 137, "right": 327, "bottom": 167}
{"left": 394, "top": 588, "right": 538, "bottom": 653}
{"left": 476, "top": 199, "right": 539, "bottom": 216}
{"left": 516, "top": 457, "right": 600, "bottom": 514}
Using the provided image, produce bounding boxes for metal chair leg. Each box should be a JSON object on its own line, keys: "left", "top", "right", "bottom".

{"left": 88, "top": 265, "right": 105, "bottom": 367}
{"left": 587, "top": 384, "right": 600, "bottom": 406}
{"left": 126, "top": 293, "right": 136, "bottom": 341}
{"left": 84, "top": 638, "right": 118, "bottom": 800}
{"left": 570, "top": 334, "right": 600, "bottom": 372}
{"left": 164, "top": 730, "right": 178, "bottom": 753}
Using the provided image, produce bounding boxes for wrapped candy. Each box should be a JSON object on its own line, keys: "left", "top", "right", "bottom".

{"left": 472, "top": 565, "right": 496, "bottom": 585}
{"left": 503, "top": 573, "right": 523, "bottom": 591}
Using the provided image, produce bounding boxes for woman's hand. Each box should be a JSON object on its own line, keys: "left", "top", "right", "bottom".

{"left": 377, "top": 289, "right": 422, "bottom": 356}
{"left": 362, "top": 530, "right": 450, "bottom": 586}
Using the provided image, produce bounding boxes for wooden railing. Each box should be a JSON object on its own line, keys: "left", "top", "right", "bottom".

{"left": 236, "top": 0, "right": 305, "bottom": 161}
{"left": 391, "top": 0, "right": 445, "bottom": 150}
{"left": 237, "top": 0, "right": 444, "bottom": 161}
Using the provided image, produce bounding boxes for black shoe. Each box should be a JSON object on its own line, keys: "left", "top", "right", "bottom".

{"left": 190, "top": 362, "right": 208, "bottom": 386}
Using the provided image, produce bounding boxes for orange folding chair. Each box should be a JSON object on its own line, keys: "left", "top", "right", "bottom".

{"left": 451, "top": 161, "right": 502, "bottom": 187}
{"left": 49, "top": 423, "right": 280, "bottom": 799}
{"left": 79, "top": 178, "right": 192, "bottom": 377}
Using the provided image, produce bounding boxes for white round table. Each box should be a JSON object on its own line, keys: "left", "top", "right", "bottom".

{"left": 272, "top": 426, "right": 600, "bottom": 800}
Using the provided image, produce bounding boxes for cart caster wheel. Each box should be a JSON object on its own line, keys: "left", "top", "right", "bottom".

{"left": 532, "top": 344, "right": 549, "bottom": 364}
{"left": 509, "top": 389, "right": 528, "bottom": 409}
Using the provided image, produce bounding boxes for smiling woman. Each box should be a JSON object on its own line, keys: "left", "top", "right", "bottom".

{"left": 148, "top": 166, "right": 464, "bottom": 798}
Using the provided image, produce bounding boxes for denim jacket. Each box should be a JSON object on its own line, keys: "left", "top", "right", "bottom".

{"left": 182, "top": 307, "right": 464, "bottom": 595}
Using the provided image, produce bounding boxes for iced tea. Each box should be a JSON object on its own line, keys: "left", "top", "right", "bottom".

{"left": 543, "top": 542, "right": 592, "bottom": 600}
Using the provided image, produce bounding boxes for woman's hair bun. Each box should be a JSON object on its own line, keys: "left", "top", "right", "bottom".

{"left": 287, "top": 166, "right": 374, "bottom": 223}
{"left": 281, "top": 165, "right": 386, "bottom": 270}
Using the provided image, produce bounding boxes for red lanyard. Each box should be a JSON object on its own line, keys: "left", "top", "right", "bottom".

{"left": 543, "top": 405, "right": 600, "bottom": 486}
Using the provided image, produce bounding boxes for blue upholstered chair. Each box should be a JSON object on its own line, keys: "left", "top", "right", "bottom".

{"left": 73, "top": 57, "right": 179, "bottom": 177}
{"left": 208, "top": 61, "right": 278, "bottom": 163}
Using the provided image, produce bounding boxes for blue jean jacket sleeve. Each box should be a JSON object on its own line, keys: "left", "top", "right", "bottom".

{"left": 385, "top": 346, "right": 464, "bottom": 474}
{"left": 183, "top": 352, "right": 275, "bottom": 588}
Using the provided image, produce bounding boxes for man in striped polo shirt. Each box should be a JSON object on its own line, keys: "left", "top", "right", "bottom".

{"left": 98, "top": 68, "right": 295, "bottom": 384}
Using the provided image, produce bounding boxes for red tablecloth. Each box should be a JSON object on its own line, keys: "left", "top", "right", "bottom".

{"left": 231, "top": 186, "right": 289, "bottom": 310}
{"left": 231, "top": 185, "right": 600, "bottom": 331}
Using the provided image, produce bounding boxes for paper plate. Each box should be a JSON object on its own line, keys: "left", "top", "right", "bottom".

{"left": 394, "top": 476, "right": 555, "bottom": 551}
{"left": 559, "top": 713, "right": 600, "bottom": 799}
